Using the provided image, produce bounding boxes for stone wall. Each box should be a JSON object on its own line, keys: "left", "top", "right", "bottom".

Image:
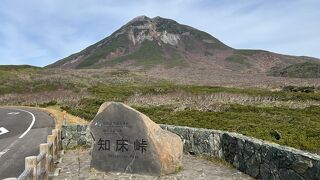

{"left": 161, "top": 125, "right": 320, "bottom": 180}
{"left": 61, "top": 124, "right": 320, "bottom": 180}
{"left": 61, "top": 125, "right": 93, "bottom": 149}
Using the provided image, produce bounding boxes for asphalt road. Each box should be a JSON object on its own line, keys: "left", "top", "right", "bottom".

{"left": 0, "top": 107, "right": 55, "bottom": 179}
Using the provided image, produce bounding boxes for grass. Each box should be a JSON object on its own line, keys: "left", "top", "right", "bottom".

{"left": 110, "top": 40, "right": 164, "bottom": 68}
{"left": 269, "top": 62, "right": 320, "bottom": 78}
{"left": 225, "top": 55, "right": 251, "bottom": 70}
{"left": 0, "top": 67, "right": 66, "bottom": 94}
{"left": 197, "top": 154, "right": 232, "bottom": 168}
{"left": 55, "top": 83, "right": 320, "bottom": 153}
{"left": 235, "top": 49, "right": 266, "bottom": 56}
{"left": 62, "top": 83, "right": 177, "bottom": 119}
{"left": 105, "top": 40, "right": 186, "bottom": 68}
{"left": 182, "top": 35, "right": 197, "bottom": 51}
{"left": 162, "top": 44, "right": 188, "bottom": 68}
{"left": 190, "top": 29, "right": 230, "bottom": 50}
{"left": 0, "top": 79, "right": 74, "bottom": 94}
{"left": 0, "top": 67, "right": 319, "bottom": 154}
{"left": 134, "top": 104, "right": 320, "bottom": 153}
{"left": 0, "top": 65, "right": 41, "bottom": 80}
{"left": 2, "top": 105, "right": 88, "bottom": 128}
{"left": 49, "top": 82, "right": 320, "bottom": 153}
{"left": 40, "top": 106, "right": 88, "bottom": 127}
{"left": 180, "top": 85, "right": 320, "bottom": 101}
{"left": 0, "top": 65, "right": 40, "bottom": 70}
{"left": 77, "top": 34, "right": 130, "bottom": 68}
{"left": 59, "top": 84, "right": 320, "bottom": 120}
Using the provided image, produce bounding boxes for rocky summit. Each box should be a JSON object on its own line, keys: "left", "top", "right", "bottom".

{"left": 89, "top": 102, "right": 183, "bottom": 176}
{"left": 48, "top": 15, "right": 230, "bottom": 69}
{"left": 48, "top": 15, "right": 320, "bottom": 78}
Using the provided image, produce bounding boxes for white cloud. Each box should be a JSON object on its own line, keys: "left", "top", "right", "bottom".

{"left": 0, "top": 0, "right": 319, "bottom": 66}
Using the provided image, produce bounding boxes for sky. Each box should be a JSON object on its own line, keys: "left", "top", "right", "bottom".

{"left": 0, "top": 0, "right": 319, "bottom": 67}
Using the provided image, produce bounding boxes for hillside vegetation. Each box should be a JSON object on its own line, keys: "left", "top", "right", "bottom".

{"left": 269, "top": 62, "right": 320, "bottom": 78}
{"left": 0, "top": 67, "right": 320, "bottom": 154}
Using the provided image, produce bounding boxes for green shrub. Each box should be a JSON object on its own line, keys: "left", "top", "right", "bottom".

{"left": 225, "top": 55, "right": 251, "bottom": 70}
{"left": 39, "top": 100, "right": 57, "bottom": 107}
{"left": 134, "top": 104, "right": 320, "bottom": 153}
{"left": 283, "top": 86, "right": 315, "bottom": 93}
{"left": 269, "top": 62, "right": 320, "bottom": 78}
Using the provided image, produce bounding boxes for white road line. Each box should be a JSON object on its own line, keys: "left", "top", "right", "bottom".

{"left": 0, "top": 108, "right": 36, "bottom": 158}
{"left": 8, "top": 112, "right": 20, "bottom": 115}
{"left": 12, "top": 109, "right": 36, "bottom": 139}
{"left": 0, "top": 127, "right": 9, "bottom": 135}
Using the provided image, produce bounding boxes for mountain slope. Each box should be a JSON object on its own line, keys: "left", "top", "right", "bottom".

{"left": 47, "top": 15, "right": 320, "bottom": 78}
{"left": 0, "top": 65, "right": 40, "bottom": 70}
{"left": 48, "top": 16, "right": 231, "bottom": 69}
{"left": 269, "top": 62, "right": 320, "bottom": 78}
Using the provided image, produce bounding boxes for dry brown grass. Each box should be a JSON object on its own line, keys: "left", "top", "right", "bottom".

{"left": 39, "top": 107, "right": 88, "bottom": 128}
{"left": 145, "top": 65, "right": 320, "bottom": 88}
{"left": 0, "top": 106, "right": 88, "bottom": 128}
{"left": 126, "top": 92, "right": 320, "bottom": 112}
{"left": 0, "top": 90, "right": 83, "bottom": 106}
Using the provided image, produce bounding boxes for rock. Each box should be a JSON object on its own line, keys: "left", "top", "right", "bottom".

{"left": 270, "top": 130, "right": 282, "bottom": 140}
{"left": 62, "top": 122, "right": 320, "bottom": 179}
{"left": 279, "top": 169, "right": 304, "bottom": 180}
{"left": 62, "top": 125, "right": 86, "bottom": 149}
{"left": 260, "top": 163, "right": 271, "bottom": 180}
{"left": 160, "top": 31, "right": 180, "bottom": 46}
{"left": 211, "top": 133, "right": 223, "bottom": 158}
{"left": 291, "top": 156, "right": 313, "bottom": 174}
{"left": 89, "top": 102, "right": 183, "bottom": 176}
{"left": 305, "top": 161, "right": 320, "bottom": 180}
{"left": 221, "top": 133, "right": 237, "bottom": 164}
{"left": 234, "top": 138, "right": 245, "bottom": 172}
{"left": 277, "top": 150, "right": 295, "bottom": 168}
{"left": 242, "top": 140, "right": 261, "bottom": 178}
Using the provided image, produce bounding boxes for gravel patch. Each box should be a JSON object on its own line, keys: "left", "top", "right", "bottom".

{"left": 54, "top": 149, "right": 254, "bottom": 180}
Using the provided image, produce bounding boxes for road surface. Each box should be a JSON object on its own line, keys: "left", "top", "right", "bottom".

{"left": 0, "top": 107, "right": 55, "bottom": 179}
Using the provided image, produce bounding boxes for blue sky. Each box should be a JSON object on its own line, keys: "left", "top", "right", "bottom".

{"left": 0, "top": 0, "right": 319, "bottom": 67}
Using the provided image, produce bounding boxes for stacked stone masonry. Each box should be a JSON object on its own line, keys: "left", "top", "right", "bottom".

{"left": 62, "top": 124, "right": 320, "bottom": 180}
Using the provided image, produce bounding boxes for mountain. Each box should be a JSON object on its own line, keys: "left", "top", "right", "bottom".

{"left": 48, "top": 16, "right": 230, "bottom": 69}
{"left": 47, "top": 15, "right": 320, "bottom": 78}
{"left": 0, "top": 65, "right": 40, "bottom": 70}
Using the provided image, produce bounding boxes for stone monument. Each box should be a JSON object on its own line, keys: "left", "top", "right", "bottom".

{"left": 89, "top": 102, "right": 183, "bottom": 176}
